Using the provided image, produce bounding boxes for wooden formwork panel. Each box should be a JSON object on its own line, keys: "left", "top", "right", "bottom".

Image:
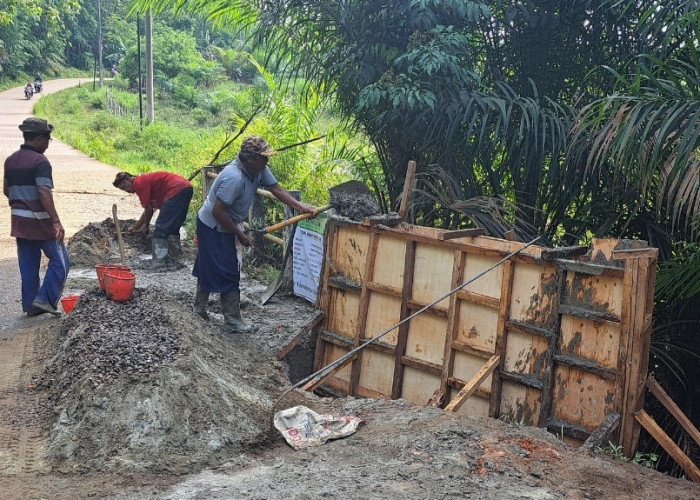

{"left": 313, "top": 221, "right": 657, "bottom": 454}
{"left": 560, "top": 316, "right": 621, "bottom": 370}
{"left": 500, "top": 381, "right": 542, "bottom": 424}
{"left": 552, "top": 365, "right": 616, "bottom": 430}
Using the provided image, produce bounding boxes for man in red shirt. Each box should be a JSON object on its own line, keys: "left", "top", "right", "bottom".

{"left": 113, "top": 171, "right": 193, "bottom": 270}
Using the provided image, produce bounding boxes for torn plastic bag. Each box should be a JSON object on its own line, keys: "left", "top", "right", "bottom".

{"left": 273, "top": 405, "right": 363, "bottom": 450}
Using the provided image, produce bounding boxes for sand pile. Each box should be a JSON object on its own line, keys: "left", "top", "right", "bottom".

{"left": 37, "top": 286, "right": 290, "bottom": 474}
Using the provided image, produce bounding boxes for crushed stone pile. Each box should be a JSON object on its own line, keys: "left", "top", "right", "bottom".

{"left": 40, "top": 288, "right": 184, "bottom": 390}
{"left": 36, "top": 285, "right": 291, "bottom": 474}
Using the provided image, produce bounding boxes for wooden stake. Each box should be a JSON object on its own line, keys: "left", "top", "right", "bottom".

{"left": 446, "top": 355, "right": 500, "bottom": 412}
{"left": 398, "top": 160, "right": 416, "bottom": 219}
{"left": 635, "top": 409, "right": 700, "bottom": 482}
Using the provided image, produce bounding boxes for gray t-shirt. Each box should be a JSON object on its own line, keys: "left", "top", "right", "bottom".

{"left": 198, "top": 156, "right": 277, "bottom": 232}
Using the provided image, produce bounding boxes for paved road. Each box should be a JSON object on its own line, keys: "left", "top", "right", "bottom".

{"left": 0, "top": 79, "right": 142, "bottom": 330}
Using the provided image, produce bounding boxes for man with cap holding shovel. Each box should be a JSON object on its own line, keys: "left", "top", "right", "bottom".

{"left": 193, "top": 135, "right": 316, "bottom": 334}
{"left": 3, "top": 117, "right": 69, "bottom": 316}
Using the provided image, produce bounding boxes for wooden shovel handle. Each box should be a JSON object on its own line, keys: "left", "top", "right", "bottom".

{"left": 112, "top": 204, "right": 127, "bottom": 266}
{"left": 263, "top": 204, "right": 333, "bottom": 234}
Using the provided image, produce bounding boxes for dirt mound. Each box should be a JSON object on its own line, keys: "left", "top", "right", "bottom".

{"left": 37, "top": 286, "right": 290, "bottom": 474}
{"left": 66, "top": 218, "right": 151, "bottom": 267}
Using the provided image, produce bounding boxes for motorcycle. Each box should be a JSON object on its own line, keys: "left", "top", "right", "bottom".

{"left": 24, "top": 86, "right": 34, "bottom": 100}
{"left": 34, "top": 80, "right": 42, "bottom": 93}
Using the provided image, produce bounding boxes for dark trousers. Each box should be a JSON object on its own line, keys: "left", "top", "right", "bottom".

{"left": 192, "top": 217, "right": 240, "bottom": 293}
{"left": 153, "top": 187, "right": 193, "bottom": 239}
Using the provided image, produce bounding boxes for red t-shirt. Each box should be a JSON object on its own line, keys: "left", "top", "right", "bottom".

{"left": 132, "top": 172, "right": 191, "bottom": 209}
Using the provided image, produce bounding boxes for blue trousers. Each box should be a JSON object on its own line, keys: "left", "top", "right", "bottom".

{"left": 16, "top": 238, "right": 69, "bottom": 312}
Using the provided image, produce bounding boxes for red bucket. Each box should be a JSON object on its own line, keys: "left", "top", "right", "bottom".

{"left": 60, "top": 294, "right": 80, "bottom": 314}
{"left": 103, "top": 269, "right": 136, "bottom": 302}
{"left": 96, "top": 264, "right": 131, "bottom": 290}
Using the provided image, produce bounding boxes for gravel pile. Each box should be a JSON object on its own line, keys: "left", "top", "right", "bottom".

{"left": 40, "top": 288, "right": 185, "bottom": 392}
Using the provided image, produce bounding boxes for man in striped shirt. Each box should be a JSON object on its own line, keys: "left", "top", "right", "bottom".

{"left": 3, "top": 117, "right": 68, "bottom": 316}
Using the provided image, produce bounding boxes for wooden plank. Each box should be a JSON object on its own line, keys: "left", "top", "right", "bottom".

{"left": 398, "top": 160, "right": 417, "bottom": 219}
{"left": 556, "top": 259, "right": 625, "bottom": 278}
{"left": 635, "top": 410, "right": 700, "bottom": 483}
{"left": 646, "top": 375, "right": 700, "bottom": 450}
{"left": 558, "top": 304, "right": 621, "bottom": 324}
{"left": 440, "top": 250, "right": 467, "bottom": 398}
{"left": 456, "top": 289, "right": 500, "bottom": 309}
{"left": 620, "top": 256, "right": 653, "bottom": 456}
{"left": 545, "top": 417, "right": 592, "bottom": 441}
{"left": 437, "top": 228, "right": 485, "bottom": 240}
{"left": 446, "top": 355, "right": 499, "bottom": 412}
{"left": 276, "top": 311, "right": 325, "bottom": 360}
{"left": 451, "top": 339, "right": 494, "bottom": 360}
{"left": 312, "top": 224, "right": 340, "bottom": 373}
{"left": 553, "top": 354, "right": 617, "bottom": 380}
{"left": 538, "top": 265, "right": 566, "bottom": 427}
{"left": 392, "top": 240, "right": 416, "bottom": 399}
{"left": 402, "top": 354, "right": 442, "bottom": 376}
{"left": 366, "top": 281, "right": 402, "bottom": 298}
{"left": 499, "top": 370, "right": 544, "bottom": 390}
{"left": 447, "top": 377, "right": 490, "bottom": 400}
{"left": 406, "top": 299, "right": 449, "bottom": 317}
{"left": 490, "top": 259, "right": 514, "bottom": 417}
{"left": 540, "top": 246, "right": 588, "bottom": 260}
{"left": 580, "top": 412, "right": 621, "bottom": 453}
{"left": 348, "top": 233, "right": 379, "bottom": 396}
{"left": 505, "top": 319, "right": 552, "bottom": 339}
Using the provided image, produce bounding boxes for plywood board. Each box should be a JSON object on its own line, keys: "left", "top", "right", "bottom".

{"left": 405, "top": 313, "right": 448, "bottom": 364}
{"left": 357, "top": 350, "right": 395, "bottom": 397}
{"left": 455, "top": 301, "right": 499, "bottom": 352}
{"left": 327, "top": 289, "right": 360, "bottom": 337}
{"left": 503, "top": 329, "right": 547, "bottom": 377}
{"left": 364, "top": 293, "right": 402, "bottom": 345}
{"left": 448, "top": 388, "right": 490, "bottom": 417}
{"left": 509, "top": 263, "right": 556, "bottom": 324}
{"left": 322, "top": 344, "right": 353, "bottom": 384}
{"left": 453, "top": 351, "right": 495, "bottom": 390}
{"left": 564, "top": 273, "right": 623, "bottom": 317}
{"left": 412, "top": 243, "right": 455, "bottom": 308}
{"left": 372, "top": 236, "right": 406, "bottom": 289}
{"left": 334, "top": 227, "right": 370, "bottom": 281}
{"left": 560, "top": 316, "right": 621, "bottom": 370}
{"left": 462, "top": 253, "right": 503, "bottom": 298}
{"left": 553, "top": 365, "right": 616, "bottom": 430}
{"left": 401, "top": 366, "right": 441, "bottom": 404}
{"left": 500, "top": 381, "right": 541, "bottom": 424}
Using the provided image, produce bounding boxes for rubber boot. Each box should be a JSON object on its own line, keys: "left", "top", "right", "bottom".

{"left": 150, "top": 237, "right": 168, "bottom": 271}
{"left": 167, "top": 235, "right": 183, "bottom": 269}
{"left": 220, "top": 290, "right": 252, "bottom": 334}
{"left": 193, "top": 281, "right": 210, "bottom": 320}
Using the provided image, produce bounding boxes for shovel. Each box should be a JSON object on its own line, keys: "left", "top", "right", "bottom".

{"left": 259, "top": 180, "right": 374, "bottom": 305}
{"left": 250, "top": 180, "right": 373, "bottom": 236}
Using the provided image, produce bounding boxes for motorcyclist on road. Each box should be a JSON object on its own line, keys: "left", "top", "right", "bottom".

{"left": 24, "top": 82, "right": 34, "bottom": 97}
{"left": 34, "top": 74, "right": 43, "bottom": 93}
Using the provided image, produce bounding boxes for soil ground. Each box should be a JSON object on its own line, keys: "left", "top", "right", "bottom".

{"left": 2, "top": 81, "right": 700, "bottom": 500}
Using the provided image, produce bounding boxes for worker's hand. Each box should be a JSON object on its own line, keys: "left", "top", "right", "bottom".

{"left": 298, "top": 202, "right": 318, "bottom": 217}
{"left": 53, "top": 221, "right": 65, "bottom": 243}
{"left": 238, "top": 233, "right": 253, "bottom": 247}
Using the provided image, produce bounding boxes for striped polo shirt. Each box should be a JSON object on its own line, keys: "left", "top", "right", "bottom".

{"left": 3, "top": 144, "right": 55, "bottom": 240}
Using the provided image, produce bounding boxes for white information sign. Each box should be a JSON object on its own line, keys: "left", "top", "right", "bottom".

{"left": 292, "top": 214, "right": 327, "bottom": 303}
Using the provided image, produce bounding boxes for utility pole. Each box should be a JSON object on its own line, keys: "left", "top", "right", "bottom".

{"left": 137, "top": 16, "right": 143, "bottom": 125}
{"left": 145, "top": 8, "right": 154, "bottom": 124}
{"left": 96, "top": 0, "right": 103, "bottom": 87}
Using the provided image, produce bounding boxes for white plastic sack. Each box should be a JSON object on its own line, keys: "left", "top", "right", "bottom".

{"left": 273, "top": 405, "right": 363, "bottom": 450}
